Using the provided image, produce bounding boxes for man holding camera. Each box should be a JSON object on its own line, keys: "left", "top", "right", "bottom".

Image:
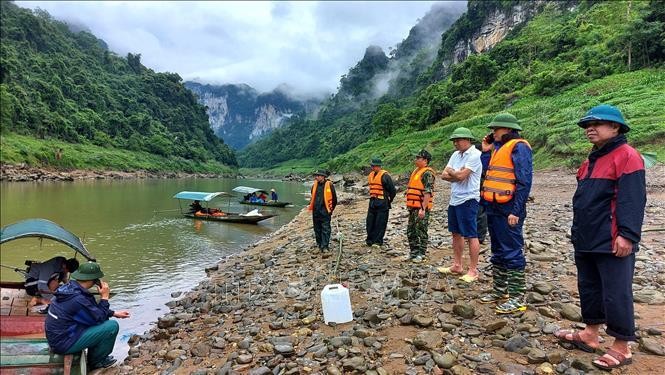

{"left": 45, "top": 262, "right": 130, "bottom": 370}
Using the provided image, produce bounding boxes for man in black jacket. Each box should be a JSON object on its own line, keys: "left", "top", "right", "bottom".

{"left": 554, "top": 104, "right": 646, "bottom": 371}
{"left": 365, "top": 158, "right": 397, "bottom": 248}
{"left": 308, "top": 169, "right": 337, "bottom": 252}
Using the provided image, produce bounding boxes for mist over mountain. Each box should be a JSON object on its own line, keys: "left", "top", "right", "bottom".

{"left": 185, "top": 82, "right": 323, "bottom": 149}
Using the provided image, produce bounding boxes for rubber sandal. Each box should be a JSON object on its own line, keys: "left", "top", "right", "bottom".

{"left": 592, "top": 348, "right": 633, "bottom": 371}
{"left": 437, "top": 266, "right": 463, "bottom": 275}
{"left": 459, "top": 274, "right": 478, "bottom": 283}
{"left": 554, "top": 330, "right": 597, "bottom": 353}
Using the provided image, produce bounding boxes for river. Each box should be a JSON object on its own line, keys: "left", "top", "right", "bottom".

{"left": 0, "top": 177, "right": 308, "bottom": 360}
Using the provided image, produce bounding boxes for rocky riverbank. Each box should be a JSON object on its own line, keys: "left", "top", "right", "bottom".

{"left": 0, "top": 164, "right": 235, "bottom": 182}
{"left": 115, "top": 167, "right": 665, "bottom": 375}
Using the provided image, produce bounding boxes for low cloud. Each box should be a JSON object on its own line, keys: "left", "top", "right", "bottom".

{"left": 18, "top": 1, "right": 466, "bottom": 96}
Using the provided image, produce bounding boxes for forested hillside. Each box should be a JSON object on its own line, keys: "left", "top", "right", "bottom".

{"left": 240, "top": 0, "right": 665, "bottom": 172}
{"left": 0, "top": 2, "right": 236, "bottom": 171}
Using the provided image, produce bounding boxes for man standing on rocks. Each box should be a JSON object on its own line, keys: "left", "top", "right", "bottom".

{"left": 406, "top": 149, "right": 435, "bottom": 263}
{"left": 365, "top": 158, "right": 397, "bottom": 248}
{"left": 437, "top": 127, "right": 483, "bottom": 282}
{"left": 554, "top": 104, "right": 646, "bottom": 371}
{"left": 478, "top": 113, "right": 533, "bottom": 314}
{"left": 309, "top": 169, "right": 337, "bottom": 253}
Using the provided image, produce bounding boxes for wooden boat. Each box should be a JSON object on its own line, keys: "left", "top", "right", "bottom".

{"left": 173, "top": 191, "right": 277, "bottom": 224}
{"left": 232, "top": 186, "right": 292, "bottom": 208}
{"left": 1, "top": 218, "right": 93, "bottom": 374}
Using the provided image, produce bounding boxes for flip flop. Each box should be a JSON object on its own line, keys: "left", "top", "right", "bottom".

{"left": 437, "top": 266, "right": 463, "bottom": 275}
{"left": 459, "top": 274, "right": 479, "bottom": 283}
{"left": 554, "top": 330, "right": 597, "bottom": 353}
{"left": 592, "top": 348, "right": 633, "bottom": 371}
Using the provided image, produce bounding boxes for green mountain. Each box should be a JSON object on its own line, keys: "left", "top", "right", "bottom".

{"left": 0, "top": 2, "right": 236, "bottom": 171}
{"left": 241, "top": 0, "right": 665, "bottom": 173}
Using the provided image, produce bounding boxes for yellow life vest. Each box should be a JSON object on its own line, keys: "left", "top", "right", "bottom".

{"left": 368, "top": 169, "right": 387, "bottom": 199}
{"left": 309, "top": 180, "right": 334, "bottom": 214}
{"left": 406, "top": 167, "right": 434, "bottom": 210}
{"left": 481, "top": 139, "right": 531, "bottom": 203}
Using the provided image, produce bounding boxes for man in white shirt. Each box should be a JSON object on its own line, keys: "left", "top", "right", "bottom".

{"left": 437, "top": 127, "right": 483, "bottom": 282}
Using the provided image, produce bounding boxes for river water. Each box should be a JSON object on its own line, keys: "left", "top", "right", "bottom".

{"left": 0, "top": 177, "right": 308, "bottom": 360}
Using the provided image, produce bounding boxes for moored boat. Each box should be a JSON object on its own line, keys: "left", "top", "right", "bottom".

{"left": 173, "top": 191, "right": 277, "bottom": 224}
{"left": 232, "top": 186, "right": 292, "bottom": 207}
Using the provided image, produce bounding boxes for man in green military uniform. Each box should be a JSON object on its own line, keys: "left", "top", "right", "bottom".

{"left": 405, "top": 149, "right": 435, "bottom": 262}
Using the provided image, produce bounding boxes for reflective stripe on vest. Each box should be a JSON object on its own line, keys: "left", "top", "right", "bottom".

{"left": 406, "top": 167, "right": 434, "bottom": 210}
{"left": 309, "top": 180, "right": 334, "bottom": 214}
{"left": 368, "top": 170, "right": 387, "bottom": 199}
{"left": 481, "top": 139, "right": 531, "bottom": 203}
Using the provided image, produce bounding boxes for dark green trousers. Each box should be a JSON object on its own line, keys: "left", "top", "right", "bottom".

{"left": 407, "top": 208, "right": 430, "bottom": 257}
{"left": 65, "top": 320, "right": 119, "bottom": 367}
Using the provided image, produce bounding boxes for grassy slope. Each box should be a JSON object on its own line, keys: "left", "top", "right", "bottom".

{"left": 0, "top": 133, "right": 234, "bottom": 174}
{"left": 324, "top": 69, "right": 665, "bottom": 174}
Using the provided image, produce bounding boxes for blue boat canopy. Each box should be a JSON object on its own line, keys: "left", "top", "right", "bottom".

{"left": 232, "top": 186, "right": 267, "bottom": 195}
{"left": 173, "top": 191, "right": 228, "bottom": 202}
{"left": 0, "top": 219, "right": 96, "bottom": 261}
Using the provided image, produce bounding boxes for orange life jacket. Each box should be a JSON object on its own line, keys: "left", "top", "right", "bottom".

{"left": 309, "top": 180, "right": 334, "bottom": 214}
{"left": 481, "top": 139, "right": 531, "bottom": 203}
{"left": 368, "top": 170, "right": 387, "bottom": 199}
{"left": 406, "top": 167, "right": 434, "bottom": 210}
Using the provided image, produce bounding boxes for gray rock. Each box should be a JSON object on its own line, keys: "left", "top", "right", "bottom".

{"left": 639, "top": 337, "right": 665, "bottom": 356}
{"left": 191, "top": 343, "right": 211, "bottom": 357}
{"left": 527, "top": 348, "right": 547, "bottom": 364}
{"left": 484, "top": 319, "right": 507, "bottom": 332}
{"left": 559, "top": 303, "right": 582, "bottom": 322}
{"left": 412, "top": 314, "right": 434, "bottom": 327}
{"left": 503, "top": 335, "right": 531, "bottom": 352}
{"left": 571, "top": 358, "right": 594, "bottom": 372}
{"left": 526, "top": 292, "right": 545, "bottom": 303}
{"left": 342, "top": 356, "right": 366, "bottom": 371}
{"left": 452, "top": 303, "right": 475, "bottom": 319}
{"left": 326, "top": 365, "right": 342, "bottom": 375}
{"left": 393, "top": 287, "right": 414, "bottom": 300}
{"left": 413, "top": 331, "right": 442, "bottom": 350}
{"left": 274, "top": 344, "right": 295, "bottom": 355}
{"left": 432, "top": 352, "right": 456, "bottom": 369}
{"left": 237, "top": 354, "right": 253, "bottom": 364}
{"left": 532, "top": 282, "right": 554, "bottom": 295}
{"left": 157, "top": 315, "right": 177, "bottom": 329}
{"left": 248, "top": 367, "right": 271, "bottom": 375}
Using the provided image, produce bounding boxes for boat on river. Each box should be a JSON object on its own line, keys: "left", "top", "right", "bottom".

{"left": 173, "top": 191, "right": 277, "bottom": 224}
{"left": 1, "top": 218, "right": 91, "bottom": 374}
{"left": 232, "top": 186, "right": 292, "bottom": 208}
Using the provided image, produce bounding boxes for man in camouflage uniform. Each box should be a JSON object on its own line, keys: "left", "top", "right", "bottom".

{"left": 406, "top": 149, "right": 435, "bottom": 263}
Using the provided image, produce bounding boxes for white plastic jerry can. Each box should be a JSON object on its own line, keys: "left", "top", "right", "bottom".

{"left": 320, "top": 284, "right": 353, "bottom": 324}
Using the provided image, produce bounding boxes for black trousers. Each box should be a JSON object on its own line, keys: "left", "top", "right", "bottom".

{"left": 575, "top": 252, "right": 636, "bottom": 341}
{"left": 366, "top": 199, "right": 389, "bottom": 245}
{"left": 477, "top": 203, "right": 488, "bottom": 243}
{"left": 313, "top": 214, "right": 331, "bottom": 249}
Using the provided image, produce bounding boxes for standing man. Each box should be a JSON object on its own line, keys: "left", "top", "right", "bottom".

{"left": 45, "top": 262, "right": 130, "bottom": 370}
{"left": 270, "top": 188, "right": 278, "bottom": 202}
{"left": 554, "top": 105, "right": 645, "bottom": 371}
{"left": 406, "top": 150, "right": 435, "bottom": 263}
{"left": 309, "top": 169, "right": 337, "bottom": 252}
{"left": 366, "top": 158, "right": 397, "bottom": 248}
{"left": 437, "top": 127, "right": 483, "bottom": 282}
{"left": 478, "top": 113, "right": 533, "bottom": 314}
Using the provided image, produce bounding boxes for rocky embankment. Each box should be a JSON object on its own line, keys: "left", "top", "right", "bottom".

{"left": 0, "top": 164, "right": 234, "bottom": 182}
{"left": 116, "top": 167, "right": 665, "bottom": 375}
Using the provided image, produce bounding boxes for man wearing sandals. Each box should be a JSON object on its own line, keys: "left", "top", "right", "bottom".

{"left": 554, "top": 104, "right": 646, "bottom": 370}
{"left": 478, "top": 113, "right": 533, "bottom": 314}
{"left": 437, "top": 127, "right": 482, "bottom": 282}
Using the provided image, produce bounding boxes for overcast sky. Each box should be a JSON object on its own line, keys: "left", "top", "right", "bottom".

{"left": 17, "top": 1, "right": 466, "bottom": 96}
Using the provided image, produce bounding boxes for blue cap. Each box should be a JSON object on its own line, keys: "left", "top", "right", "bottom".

{"left": 577, "top": 104, "right": 629, "bottom": 133}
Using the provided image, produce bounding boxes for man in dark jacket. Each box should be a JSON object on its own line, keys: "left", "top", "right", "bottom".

{"left": 365, "top": 158, "right": 397, "bottom": 248}
{"left": 45, "top": 262, "right": 130, "bottom": 370}
{"left": 478, "top": 113, "right": 533, "bottom": 314}
{"left": 308, "top": 169, "right": 338, "bottom": 252}
{"left": 554, "top": 105, "right": 646, "bottom": 371}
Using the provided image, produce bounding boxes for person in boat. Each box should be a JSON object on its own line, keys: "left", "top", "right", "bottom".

{"left": 249, "top": 193, "right": 258, "bottom": 203}
{"left": 270, "top": 188, "right": 278, "bottom": 202}
{"left": 45, "top": 262, "right": 130, "bottom": 371}
{"left": 308, "top": 169, "right": 337, "bottom": 253}
{"left": 258, "top": 192, "right": 268, "bottom": 203}
{"left": 25, "top": 256, "right": 79, "bottom": 306}
{"left": 244, "top": 194, "right": 251, "bottom": 202}
{"left": 189, "top": 200, "right": 203, "bottom": 213}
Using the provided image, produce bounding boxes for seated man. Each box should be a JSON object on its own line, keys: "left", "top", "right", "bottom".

{"left": 25, "top": 256, "right": 79, "bottom": 306}
{"left": 45, "top": 262, "right": 130, "bottom": 370}
{"left": 189, "top": 200, "right": 203, "bottom": 213}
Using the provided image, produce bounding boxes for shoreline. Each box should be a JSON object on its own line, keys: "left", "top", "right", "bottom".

{"left": 114, "top": 167, "right": 665, "bottom": 375}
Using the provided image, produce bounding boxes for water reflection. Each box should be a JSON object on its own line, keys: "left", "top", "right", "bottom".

{"left": 0, "top": 178, "right": 306, "bottom": 360}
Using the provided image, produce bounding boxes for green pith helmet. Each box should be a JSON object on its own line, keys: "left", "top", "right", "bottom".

{"left": 313, "top": 169, "right": 329, "bottom": 177}
{"left": 414, "top": 149, "right": 432, "bottom": 162}
{"left": 70, "top": 262, "right": 104, "bottom": 281}
{"left": 449, "top": 127, "right": 476, "bottom": 141}
{"left": 577, "top": 104, "right": 630, "bottom": 133}
{"left": 488, "top": 113, "right": 522, "bottom": 131}
{"left": 370, "top": 158, "right": 382, "bottom": 167}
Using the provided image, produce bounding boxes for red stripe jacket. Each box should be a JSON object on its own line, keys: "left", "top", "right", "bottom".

{"left": 572, "top": 135, "right": 646, "bottom": 253}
